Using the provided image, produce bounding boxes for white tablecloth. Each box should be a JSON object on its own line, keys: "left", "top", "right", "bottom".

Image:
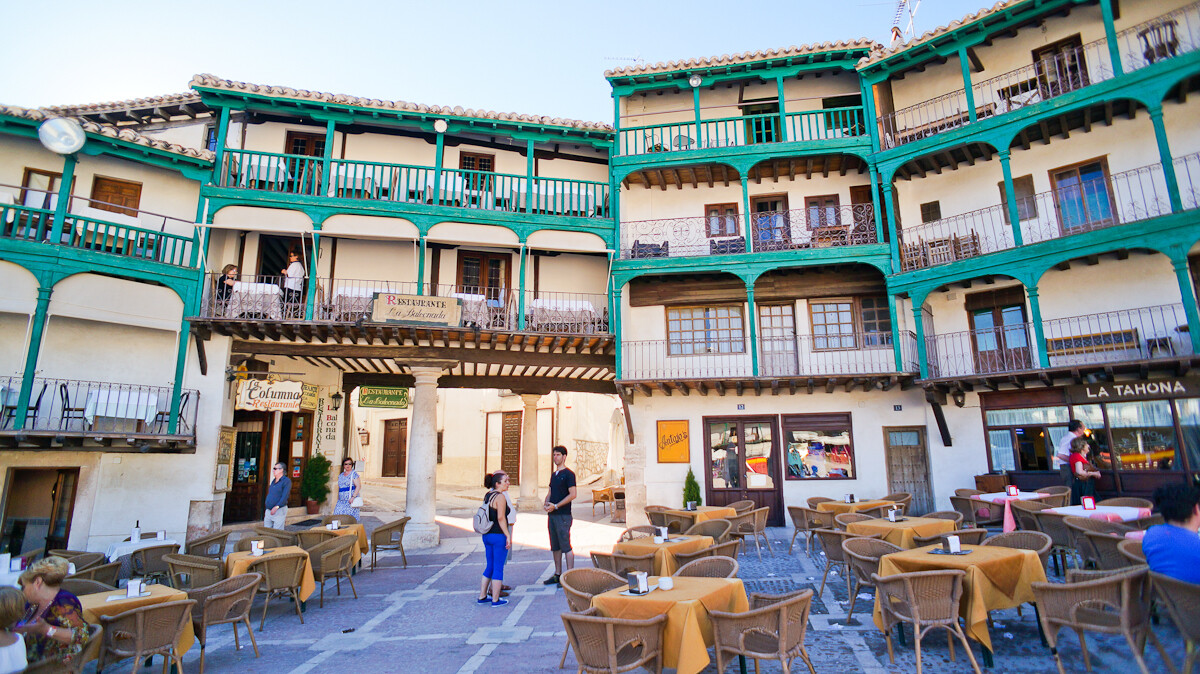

{"left": 451, "top": 292, "right": 490, "bottom": 328}
{"left": 0, "top": 570, "right": 21, "bottom": 588}
{"left": 227, "top": 282, "right": 283, "bottom": 319}
{"left": 511, "top": 181, "right": 600, "bottom": 215}
{"left": 1049, "top": 505, "right": 1148, "bottom": 522}
{"left": 975, "top": 491, "right": 1046, "bottom": 503}
{"left": 328, "top": 164, "right": 376, "bottom": 197}
{"left": 330, "top": 284, "right": 395, "bottom": 320}
{"left": 84, "top": 391, "right": 159, "bottom": 427}
{"left": 236, "top": 155, "right": 291, "bottom": 187}
{"left": 105, "top": 538, "right": 180, "bottom": 562}
{"left": 527, "top": 298, "right": 599, "bottom": 331}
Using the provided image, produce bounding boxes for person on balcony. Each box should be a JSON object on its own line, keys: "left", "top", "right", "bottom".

{"left": 281, "top": 250, "right": 305, "bottom": 318}
{"left": 216, "top": 264, "right": 238, "bottom": 315}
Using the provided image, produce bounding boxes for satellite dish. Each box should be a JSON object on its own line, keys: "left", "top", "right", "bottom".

{"left": 38, "top": 118, "right": 86, "bottom": 155}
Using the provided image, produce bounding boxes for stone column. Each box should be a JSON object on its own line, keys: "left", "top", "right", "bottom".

{"left": 518, "top": 393, "right": 542, "bottom": 511}
{"left": 624, "top": 435, "right": 648, "bottom": 526}
{"left": 404, "top": 366, "right": 445, "bottom": 548}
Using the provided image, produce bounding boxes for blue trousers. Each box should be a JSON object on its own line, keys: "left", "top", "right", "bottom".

{"left": 482, "top": 532, "right": 507, "bottom": 581}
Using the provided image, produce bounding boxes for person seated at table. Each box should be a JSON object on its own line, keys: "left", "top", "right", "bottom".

{"left": 1068, "top": 436, "right": 1101, "bottom": 505}
{"left": 1143, "top": 483, "right": 1200, "bottom": 584}
{"left": 0, "top": 587, "right": 27, "bottom": 674}
{"left": 216, "top": 264, "right": 238, "bottom": 305}
{"left": 15, "top": 557, "right": 87, "bottom": 665}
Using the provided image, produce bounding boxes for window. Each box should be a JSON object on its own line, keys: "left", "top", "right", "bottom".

{"left": 920, "top": 201, "right": 941, "bottom": 223}
{"left": 1107, "top": 401, "right": 1178, "bottom": 470}
{"left": 667, "top": 306, "right": 745, "bottom": 355}
{"left": 457, "top": 251, "right": 509, "bottom": 300}
{"left": 998, "top": 175, "right": 1038, "bottom": 221}
{"left": 285, "top": 131, "right": 325, "bottom": 157}
{"left": 89, "top": 176, "right": 142, "bottom": 216}
{"left": 859, "top": 296, "right": 892, "bottom": 346}
{"left": 782, "top": 413, "right": 856, "bottom": 480}
{"left": 1050, "top": 158, "right": 1113, "bottom": 233}
{"left": 205, "top": 125, "right": 218, "bottom": 152}
{"left": 705, "top": 203, "right": 739, "bottom": 237}
{"left": 985, "top": 406, "right": 1070, "bottom": 471}
{"left": 20, "top": 168, "right": 61, "bottom": 210}
{"left": 805, "top": 195, "right": 840, "bottom": 228}
{"left": 459, "top": 152, "right": 495, "bottom": 192}
{"left": 741, "top": 102, "right": 779, "bottom": 144}
{"left": 810, "top": 300, "right": 856, "bottom": 350}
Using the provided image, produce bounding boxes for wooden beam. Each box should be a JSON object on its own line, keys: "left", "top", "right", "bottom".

{"left": 229, "top": 341, "right": 612, "bottom": 369}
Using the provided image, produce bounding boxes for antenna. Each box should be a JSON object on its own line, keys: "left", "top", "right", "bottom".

{"left": 890, "top": 0, "right": 922, "bottom": 46}
{"left": 604, "top": 55, "right": 645, "bottom": 68}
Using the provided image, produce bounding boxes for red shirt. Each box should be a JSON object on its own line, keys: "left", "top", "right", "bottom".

{"left": 1069, "top": 452, "right": 1091, "bottom": 478}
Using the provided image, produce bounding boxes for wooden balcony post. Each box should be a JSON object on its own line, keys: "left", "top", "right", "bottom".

{"left": 49, "top": 155, "right": 77, "bottom": 246}
{"left": 1172, "top": 258, "right": 1200, "bottom": 353}
{"left": 881, "top": 182, "right": 900, "bottom": 273}
{"left": 167, "top": 318, "right": 190, "bottom": 434}
{"left": 1100, "top": 0, "right": 1123, "bottom": 77}
{"left": 304, "top": 228, "right": 320, "bottom": 321}
{"left": 1025, "top": 285, "right": 1050, "bottom": 368}
{"left": 517, "top": 242, "right": 527, "bottom": 330}
{"left": 13, "top": 285, "right": 52, "bottom": 430}
{"left": 959, "top": 46, "right": 977, "bottom": 124}
{"left": 692, "top": 84, "right": 703, "bottom": 145}
{"left": 998, "top": 150, "right": 1025, "bottom": 246}
{"left": 212, "top": 107, "right": 230, "bottom": 186}
{"left": 746, "top": 282, "right": 759, "bottom": 377}
{"left": 862, "top": 79, "right": 881, "bottom": 154}
{"left": 1148, "top": 104, "right": 1183, "bottom": 213}
{"left": 320, "top": 119, "right": 335, "bottom": 197}
{"left": 911, "top": 304, "right": 929, "bottom": 379}
{"left": 417, "top": 235, "right": 427, "bottom": 295}
{"left": 432, "top": 128, "right": 445, "bottom": 206}
{"left": 741, "top": 176, "right": 752, "bottom": 252}
{"left": 525, "top": 139, "right": 535, "bottom": 214}
{"left": 888, "top": 293, "right": 904, "bottom": 372}
{"left": 775, "top": 76, "right": 788, "bottom": 142}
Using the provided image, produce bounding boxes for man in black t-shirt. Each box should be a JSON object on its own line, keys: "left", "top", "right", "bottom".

{"left": 542, "top": 445, "right": 577, "bottom": 585}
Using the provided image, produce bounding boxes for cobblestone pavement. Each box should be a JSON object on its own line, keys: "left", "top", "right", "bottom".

{"left": 170, "top": 496, "right": 1185, "bottom": 673}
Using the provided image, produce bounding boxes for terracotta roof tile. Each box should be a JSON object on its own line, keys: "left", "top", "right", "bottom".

{"left": 45, "top": 92, "right": 206, "bottom": 116}
{"left": 190, "top": 74, "right": 613, "bottom": 133}
{"left": 857, "top": 0, "right": 1022, "bottom": 68}
{"left": 603, "top": 39, "right": 880, "bottom": 78}
{"left": 0, "top": 104, "right": 213, "bottom": 161}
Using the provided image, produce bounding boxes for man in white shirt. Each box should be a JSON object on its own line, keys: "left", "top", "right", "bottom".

{"left": 1054, "top": 420, "right": 1087, "bottom": 485}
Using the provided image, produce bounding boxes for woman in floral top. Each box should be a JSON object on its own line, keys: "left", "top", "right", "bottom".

{"left": 17, "top": 557, "right": 87, "bottom": 664}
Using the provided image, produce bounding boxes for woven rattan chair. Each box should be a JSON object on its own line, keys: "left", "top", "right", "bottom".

{"left": 1032, "top": 566, "right": 1173, "bottom": 674}
{"left": 881, "top": 492, "right": 913, "bottom": 510}
{"left": 835, "top": 513, "right": 874, "bottom": 530}
{"left": 674, "top": 556, "right": 738, "bottom": 578}
{"left": 131, "top": 543, "right": 178, "bottom": 584}
{"left": 1117, "top": 538, "right": 1145, "bottom": 565}
{"left": 923, "top": 511, "right": 964, "bottom": 526}
{"left": 1032, "top": 510, "right": 1077, "bottom": 574}
{"left": 559, "top": 568, "right": 626, "bottom": 668}
{"left": 46, "top": 549, "right": 88, "bottom": 560}
{"left": 728, "top": 507, "right": 772, "bottom": 560}
{"left": 807, "top": 497, "right": 834, "bottom": 509}
{"left": 982, "top": 531, "right": 1053, "bottom": 570}
{"left": 792, "top": 506, "right": 835, "bottom": 557}
{"left": 1038, "top": 492, "right": 1071, "bottom": 507}
{"left": 862, "top": 503, "right": 907, "bottom": 519}
{"left": 618, "top": 525, "right": 657, "bottom": 542}
{"left": 786, "top": 506, "right": 808, "bottom": 554}
{"left": 163, "top": 553, "right": 225, "bottom": 589}
{"left": 322, "top": 514, "right": 357, "bottom": 526}
{"left": 949, "top": 496, "right": 1001, "bottom": 528}
{"left": 644, "top": 505, "right": 670, "bottom": 528}
{"left": 589, "top": 551, "right": 618, "bottom": 573}
{"left": 1129, "top": 514, "right": 1164, "bottom": 530}
{"left": 189, "top": 572, "right": 261, "bottom": 674}
{"left": 96, "top": 598, "right": 196, "bottom": 674}
{"left": 711, "top": 588, "right": 816, "bottom": 674}
{"left": 309, "top": 536, "right": 357, "bottom": 608}
{"left": 186, "top": 531, "right": 231, "bottom": 559}
{"left": 235, "top": 536, "right": 285, "bottom": 552}
{"left": 659, "top": 511, "right": 692, "bottom": 534}
{"left": 370, "top": 516, "right": 409, "bottom": 570}
{"left": 813, "top": 529, "right": 880, "bottom": 596}
{"left": 296, "top": 529, "right": 339, "bottom": 551}
{"left": 1084, "top": 531, "right": 1134, "bottom": 570}
{"left": 246, "top": 549, "right": 308, "bottom": 629}
{"left": 1064, "top": 516, "right": 1134, "bottom": 568}
{"left": 873, "top": 569, "right": 981, "bottom": 674}
{"left": 954, "top": 488, "right": 984, "bottom": 497}
{"left": 1041, "top": 485, "right": 1071, "bottom": 496}
{"left": 842, "top": 537, "right": 903, "bottom": 623}
{"left": 673, "top": 540, "right": 740, "bottom": 567}
{"left": 252, "top": 526, "right": 297, "bottom": 546}
{"left": 68, "top": 561, "right": 120, "bottom": 587}
{"left": 562, "top": 608, "right": 667, "bottom": 674}
{"left": 728, "top": 499, "right": 756, "bottom": 513}
{"left": 1150, "top": 571, "right": 1200, "bottom": 674}
{"left": 911, "top": 528, "right": 988, "bottom": 547}
{"left": 1098, "top": 497, "right": 1153, "bottom": 509}
{"left": 62, "top": 578, "right": 117, "bottom": 595}
{"left": 17, "top": 548, "right": 43, "bottom": 566}
{"left": 685, "top": 518, "right": 732, "bottom": 543}
{"left": 609, "top": 551, "right": 656, "bottom": 576}
{"left": 64, "top": 551, "right": 105, "bottom": 571}
{"left": 1010, "top": 499, "right": 1050, "bottom": 531}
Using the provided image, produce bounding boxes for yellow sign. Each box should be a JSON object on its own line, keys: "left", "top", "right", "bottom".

{"left": 657, "top": 420, "right": 690, "bottom": 463}
{"left": 370, "top": 293, "right": 462, "bottom": 326}
{"left": 301, "top": 384, "right": 319, "bottom": 410}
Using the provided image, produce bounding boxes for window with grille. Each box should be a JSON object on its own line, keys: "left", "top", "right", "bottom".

{"left": 920, "top": 201, "right": 942, "bottom": 223}
{"left": 459, "top": 152, "right": 495, "bottom": 191}
{"left": 705, "top": 203, "right": 739, "bottom": 237}
{"left": 860, "top": 296, "right": 892, "bottom": 346}
{"left": 810, "top": 300, "right": 856, "bottom": 350}
{"left": 805, "top": 195, "right": 840, "bottom": 228}
{"left": 667, "top": 306, "right": 745, "bottom": 355}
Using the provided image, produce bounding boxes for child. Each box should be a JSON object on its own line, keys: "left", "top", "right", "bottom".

{"left": 0, "top": 587, "right": 26, "bottom": 674}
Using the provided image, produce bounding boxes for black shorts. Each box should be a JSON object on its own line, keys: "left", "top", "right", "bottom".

{"left": 548, "top": 513, "right": 573, "bottom": 553}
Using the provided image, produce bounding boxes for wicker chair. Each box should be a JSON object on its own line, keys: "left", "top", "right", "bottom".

{"left": 1032, "top": 566, "right": 1173, "bottom": 674}
{"left": 309, "top": 535, "right": 358, "bottom": 608}
{"left": 954, "top": 488, "right": 984, "bottom": 497}
{"left": 1037, "top": 492, "right": 1071, "bottom": 507}
{"left": 813, "top": 529, "right": 880, "bottom": 596}
{"left": 728, "top": 507, "right": 772, "bottom": 560}
{"left": 1032, "top": 510, "right": 1077, "bottom": 574}
{"left": 674, "top": 556, "right": 738, "bottom": 578}
{"left": 46, "top": 549, "right": 89, "bottom": 560}
{"left": 644, "top": 505, "right": 670, "bottom": 528}
{"left": 131, "top": 543, "right": 178, "bottom": 584}
{"left": 1010, "top": 499, "right": 1050, "bottom": 531}
{"left": 710, "top": 589, "right": 816, "bottom": 674}
{"left": 806, "top": 497, "right": 833, "bottom": 509}
{"left": 911, "top": 528, "right": 988, "bottom": 547}
{"left": 163, "top": 553, "right": 225, "bottom": 589}
{"left": 235, "top": 536, "right": 285, "bottom": 552}
{"left": 189, "top": 573, "right": 262, "bottom": 674}
{"left": 322, "top": 514, "right": 357, "bottom": 526}
{"left": 660, "top": 511, "right": 693, "bottom": 534}
{"left": 1084, "top": 531, "right": 1134, "bottom": 570}
{"left": 609, "top": 551, "right": 656, "bottom": 576}
{"left": 685, "top": 518, "right": 732, "bottom": 543}
{"left": 561, "top": 608, "right": 667, "bottom": 674}
{"left": 1064, "top": 516, "right": 1134, "bottom": 569}
{"left": 1129, "top": 514, "right": 1164, "bottom": 530}
{"left": 881, "top": 492, "right": 913, "bottom": 511}
{"left": 96, "top": 598, "right": 196, "bottom": 674}
{"left": 1098, "top": 497, "right": 1153, "bottom": 509}
{"left": 559, "top": 569, "right": 626, "bottom": 668}
{"left": 65, "top": 551, "right": 106, "bottom": 572}
{"left": 834, "top": 513, "right": 874, "bottom": 530}
{"left": 252, "top": 526, "right": 297, "bottom": 546}
{"left": 1041, "top": 485, "right": 1072, "bottom": 496}
{"left": 981, "top": 531, "right": 1053, "bottom": 570}
{"left": 842, "top": 537, "right": 903, "bottom": 623}
{"left": 618, "top": 525, "right": 657, "bottom": 542}
{"left": 1117, "top": 538, "right": 1145, "bottom": 565}
{"left": 186, "top": 531, "right": 231, "bottom": 559}
{"left": 1150, "top": 571, "right": 1200, "bottom": 674}
{"left": 371, "top": 516, "right": 410, "bottom": 570}
{"left": 862, "top": 503, "right": 907, "bottom": 519}
{"left": 949, "top": 496, "right": 1001, "bottom": 528}
{"left": 246, "top": 550, "right": 308, "bottom": 629}
{"left": 792, "top": 506, "right": 835, "bottom": 557}
{"left": 873, "top": 569, "right": 981, "bottom": 674}
{"left": 17, "top": 548, "right": 44, "bottom": 566}
{"left": 673, "top": 540, "right": 740, "bottom": 567}
{"left": 68, "top": 561, "right": 120, "bottom": 587}
{"left": 62, "top": 578, "right": 117, "bottom": 595}
{"left": 589, "top": 551, "right": 618, "bottom": 573}
{"left": 728, "top": 499, "right": 756, "bottom": 513}
{"left": 923, "top": 511, "right": 964, "bottom": 526}
{"left": 296, "top": 529, "right": 339, "bottom": 551}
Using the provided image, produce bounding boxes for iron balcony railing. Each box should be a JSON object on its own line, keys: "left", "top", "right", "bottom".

{"left": 925, "top": 304, "right": 1190, "bottom": 379}
{"left": 621, "top": 204, "right": 879, "bottom": 260}
{"left": 617, "top": 107, "right": 867, "bottom": 156}
{"left": 0, "top": 377, "right": 198, "bottom": 436}
{"left": 878, "top": 2, "right": 1200, "bottom": 149}
{"left": 899, "top": 152, "right": 1200, "bottom": 271}
{"left": 216, "top": 149, "right": 611, "bottom": 218}
{"left": 620, "top": 331, "right": 916, "bottom": 380}
{"left": 0, "top": 186, "right": 196, "bottom": 268}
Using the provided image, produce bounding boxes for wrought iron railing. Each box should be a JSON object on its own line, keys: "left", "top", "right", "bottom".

{"left": 521, "top": 289, "right": 610, "bottom": 334}
{"left": 1115, "top": 1, "right": 1200, "bottom": 73}
{"left": 617, "top": 107, "right": 866, "bottom": 156}
{"left": 0, "top": 377, "right": 198, "bottom": 436}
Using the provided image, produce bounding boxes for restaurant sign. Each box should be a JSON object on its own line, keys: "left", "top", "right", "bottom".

{"left": 370, "top": 293, "right": 461, "bottom": 327}
{"left": 359, "top": 386, "right": 410, "bottom": 409}
{"left": 1066, "top": 377, "right": 1200, "bottom": 404}
{"left": 236, "top": 379, "right": 304, "bottom": 412}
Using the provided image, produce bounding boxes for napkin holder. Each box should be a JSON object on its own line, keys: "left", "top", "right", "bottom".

{"left": 251, "top": 540, "right": 264, "bottom": 557}
{"left": 1006, "top": 485, "right": 1019, "bottom": 497}
{"left": 652, "top": 535, "right": 664, "bottom": 544}
{"left": 656, "top": 526, "right": 669, "bottom": 541}
{"left": 126, "top": 579, "right": 143, "bottom": 598}
{"left": 1082, "top": 496, "right": 1097, "bottom": 510}
{"left": 887, "top": 508, "right": 898, "bottom": 522}
{"left": 130, "top": 527, "right": 141, "bottom": 542}
{"left": 327, "top": 521, "right": 339, "bottom": 530}
{"left": 686, "top": 501, "right": 697, "bottom": 511}
{"left": 0, "top": 554, "right": 10, "bottom": 572}
{"left": 843, "top": 494, "right": 852, "bottom": 504}
{"left": 627, "top": 571, "right": 649, "bottom": 595}
{"left": 946, "top": 535, "right": 962, "bottom": 554}
{"left": 156, "top": 530, "right": 166, "bottom": 541}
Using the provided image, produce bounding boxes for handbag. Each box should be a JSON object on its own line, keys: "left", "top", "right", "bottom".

{"left": 350, "top": 496, "right": 364, "bottom": 508}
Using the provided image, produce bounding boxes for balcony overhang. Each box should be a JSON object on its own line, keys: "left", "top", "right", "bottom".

{"left": 0, "top": 431, "right": 196, "bottom": 452}
{"left": 618, "top": 373, "right": 916, "bottom": 398}
{"left": 920, "top": 354, "right": 1200, "bottom": 395}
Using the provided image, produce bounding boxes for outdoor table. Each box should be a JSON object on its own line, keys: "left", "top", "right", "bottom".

{"left": 225, "top": 546, "right": 316, "bottom": 601}
{"left": 328, "top": 164, "right": 377, "bottom": 197}
{"left": 311, "top": 524, "right": 369, "bottom": 566}
{"left": 591, "top": 575, "right": 748, "bottom": 674}
{"left": 613, "top": 534, "right": 713, "bottom": 576}
{"left": 0, "top": 570, "right": 21, "bottom": 588}
{"left": 227, "top": 281, "right": 283, "bottom": 320}
{"left": 873, "top": 544, "right": 1046, "bottom": 657}
{"left": 79, "top": 584, "right": 195, "bottom": 655}
{"left": 236, "top": 154, "right": 291, "bottom": 188}
{"left": 526, "top": 298, "right": 599, "bottom": 332}
{"left": 1047, "top": 505, "right": 1151, "bottom": 523}
{"left": 451, "top": 292, "right": 491, "bottom": 328}
{"left": 84, "top": 390, "right": 159, "bottom": 432}
{"left": 817, "top": 499, "right": 896, "bottom": 515}
{"left": 846, "top": 517, "right": 958, "bottom": 549}
{"left": 661, "top": 506, "right": 737, "bottom": 526}
{"left": 105, "top": 538, "right": 179, "bottom": 562}
{"left": 329, "top": 285, "right": 392, "bottom": 321}
{"left": 973, "top": 491, "right": 1049, "bottom": 532}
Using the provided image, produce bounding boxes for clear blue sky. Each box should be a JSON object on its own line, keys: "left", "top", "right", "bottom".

{"left": 0, "top": 0, "right": 984, "bottom": 124}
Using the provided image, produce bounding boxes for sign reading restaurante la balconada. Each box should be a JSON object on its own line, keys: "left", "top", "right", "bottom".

{"left": 236, "top": 379, "right": 304, "bottom": 412}
{"left": 358, "top": 386, "right": 410, "bottom": 409}
{"left": 370, "top": 293, "right": 462, "bottom": 327}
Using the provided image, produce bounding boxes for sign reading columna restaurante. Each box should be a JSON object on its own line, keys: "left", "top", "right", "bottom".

{"left": 236, "top": 379, "right": 304, "bottom": 412}
{"left": 1066, "top": 377, "right": 1200, "bottom": 404}
{"left": 370, "top": 293, "right": 461, "bottom": 327}
{"left": 358, "top": 386, "right": 410, "bottom": 409}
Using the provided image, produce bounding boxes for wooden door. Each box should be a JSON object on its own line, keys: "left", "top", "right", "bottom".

{"left": 382, "top": 419, "right": 407, "bottom": 477}
{"left": 501, "top": 411, "right": 522, "bottom": 485}
{"left": 225, "top": 413, "right": 271, "bottom": 523}
{"left": 43, "top": 469, "right": 78, "bottom": 551}
{"left": 89, "top": 177, "right": 142, "bottom": 216}
{"left": 849, "top": 184, "right": 876, "bottom": 238}
{"left": 284, "top": 131, "right": 325, "bottom": 193}
{"left": 703, "top": 417, "right": 784, "bottom": 526}
{"left": 751, "top": 195, "right": 789, "bottom": 250}
{"left": 282, "top": 412, "right": 313, "bottom": 507}
{"left": 1033, "top": 35, "right": 1089, "bottom": 98}
{"left": 970, "top": 305, "right": 1032, "bottom": 374}
{"left": 884, "top": 427, "right": 933, "bottom": 515}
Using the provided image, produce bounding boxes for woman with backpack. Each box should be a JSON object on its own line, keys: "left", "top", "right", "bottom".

{"left": 477, "top": 470, "right": 512, "bottom": 606}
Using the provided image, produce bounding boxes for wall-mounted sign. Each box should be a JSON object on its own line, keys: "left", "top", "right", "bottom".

{"left": 1066, "top": 378, "right": 1200, "bottom": 404}
{"left": 359, "top": 386, "right": 410, "bottom": 409}
{"left": 236, "top": 379, "right": 303, "bottom": 412}
{"left": 369, "top": 293, "right": 462, "bottom": 326}
{"left": 214, "top": 426, "right": 236, "bottom": 493}
{"left": 301, "top": 384, "right": 319, "bottom": 410}
{"left": 657, "top": 420, "right": 690, "bottom": 463}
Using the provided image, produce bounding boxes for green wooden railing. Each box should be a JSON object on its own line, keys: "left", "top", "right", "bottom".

{"left": 618, "top": 107, "right": 865, "bottom": 156}
{"left": 1, "top": 203, "right": 195, "bottom": 267}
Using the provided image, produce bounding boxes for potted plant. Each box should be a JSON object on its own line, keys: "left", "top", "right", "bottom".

{"left": 682, "top": 467, "right": 702, "bottom": 509}
{"left": 300, "top": 453, "right": 333, "bottom": 514}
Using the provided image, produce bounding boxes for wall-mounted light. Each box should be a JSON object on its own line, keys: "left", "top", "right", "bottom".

{"left": 330, "top": 391, "right": 344, "bottom": 411}
{"left": 951, "top": 389, "right": 966, "bottom": 407}
{"left": 688, "top": 74, "right": 703, "bottom": 88}
{"left": 433, "top": 119, "right": 448, "bottom": 134}
{"left": 38, "top": 118, "right": 86, "bottom": 155}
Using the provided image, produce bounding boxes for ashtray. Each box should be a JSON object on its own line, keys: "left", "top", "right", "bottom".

{"left": 928, "top": 549, "right": 973, "bottom": 556}
{"left": 886, "top": 518, "right": 909, "bottom": 523}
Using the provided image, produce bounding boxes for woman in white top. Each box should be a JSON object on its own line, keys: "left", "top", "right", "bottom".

{"left": 0, "top": 587, "right": 26, "bottom": 674}
{"left": 280, "top": 250, "right": 305, "bottom": 317}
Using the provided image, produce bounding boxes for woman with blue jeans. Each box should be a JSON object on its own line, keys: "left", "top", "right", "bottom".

{"left": 478, "top": 471, "right": 511, "bottom": 606}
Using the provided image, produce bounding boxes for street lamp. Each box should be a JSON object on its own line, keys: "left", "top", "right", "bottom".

{"left": 330, "top": 391, "right": 344, "bottom": 411}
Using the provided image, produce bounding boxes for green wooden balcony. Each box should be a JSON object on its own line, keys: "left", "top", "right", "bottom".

{"left": 617, "top": 107, "right": 866, "bottom": 157}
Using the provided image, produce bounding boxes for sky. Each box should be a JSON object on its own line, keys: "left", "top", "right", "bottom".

{"left": 0, "top": 0, "right": 988, "bottom": 124}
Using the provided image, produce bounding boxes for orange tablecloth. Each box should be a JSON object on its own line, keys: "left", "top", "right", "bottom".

{"left": 872, "top": 544, "right": 1045, "bottom": 650}
{"left": 817, "top": 499, "right": 896, "bottom": 514}
{"left": 79, "top": 584, "right": 195, "bottom": 654}
{"left": 592, "top": 576, "right": 748, "bottom": 674}
{"left": 662, "top": 506, "right": 737, "bottom": 525}
{"left": 312, "top": 524, "right": 368, "bottom": 565}
{"left": 846, "top": 517, "right": 958, "bottom": 549}
{"left": 613, "top": 535, "right": 714, "bottom": 576}
{"left": 225, "top": 546, "right": 316, "bottom": 601}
